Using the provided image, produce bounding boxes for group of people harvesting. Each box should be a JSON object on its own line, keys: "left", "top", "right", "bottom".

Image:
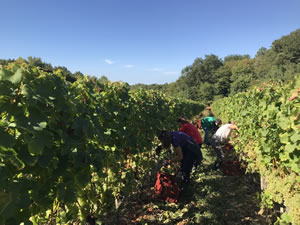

{"left": 157, "top": 107, "right": 239, "bottom": 191}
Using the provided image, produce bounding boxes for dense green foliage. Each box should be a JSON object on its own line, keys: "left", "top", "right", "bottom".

{"left": 0, "top": 62, "right": 203, "bottom": 224}
{"left": 211, "top": 77, "right": 300, "bottom": 224}
{"left": 0, "top": 56, "right": 105, "bottom": 84}
{"left": 131, "top": 29, "right": 300, "bottom": 105}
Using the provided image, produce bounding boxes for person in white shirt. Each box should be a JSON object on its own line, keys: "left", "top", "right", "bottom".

{"left": 210, "top": 121, "right": 239, "bottom": 169}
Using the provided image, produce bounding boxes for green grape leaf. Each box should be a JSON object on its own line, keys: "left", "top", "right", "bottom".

{"left": 290, "top": 132, "right": 299, "bottom": 143}
{"left": 33, "top": 121, "right": 47, "bottom": 131}
{"left": 279, "top": 132, "right": 290, "bottom": 144}
{"left": 75, "top": 168, "right": 91, "bottom": 187}
{"left": 0, "top": 68, "right": 23, "bottom": 84}
{"left": 0, "top": 129, "right": 15, "bottom": 148}
{"left": 27, "top": 130, "right": 52, "bottom": 155}
{"left": 11, "top": 68, "right": 24, "bottom": 84}
{"left": 290, "top": 162, "right": 300, "bottom": 173}
{"left": 285, "top": 143, "right": 297, "bottom": 153}
{"left": 280, "top": 212, "right": 292, "bottom": 223}
{"left": 279, "top": 152, "right": 290, "bottom": 161}
{"left": 57, "top": 183, "right": 77, "bottom": 204}
{"left": 27, "top": 107, "right": 47, "bottom": 124}
{"left": 0, "top": 147, "right": 25, "bottom": 169}
{"left": 0, "top": 80, "right": 14, "bottom": 96}
{"left": 18, "top": 149, "right": 38, "bottom": 167}
{"left": 21, "top": 83, "right": 35, "bottom": 99}
{"left": 261, "top": 129, "right": 268, "bottom": 137}
{"left": 0, "top": 69, "right": 13, "bottom": 81}
{"left": 37, "top": 149, "right": 53, "bottom": 168}
{"left": 278, "top": 119, "right": 289, "bottom": 130}
{"left": 73, "top": 118, "right": 92, "bottom": 136}
{"left": 28, "top": 139, "right": 43, "bottom": 155}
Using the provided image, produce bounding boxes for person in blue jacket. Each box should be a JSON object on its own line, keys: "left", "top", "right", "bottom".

{"left": 158, "top": 130, "right": 203, "bottom": 189}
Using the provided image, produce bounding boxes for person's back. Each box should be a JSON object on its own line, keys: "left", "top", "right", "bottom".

{"left": 179, "top": 122, "right": 203, "bottom": 145}
{"left": 159, "top": 130, "right": 203, "bottom": 187}
{"left": 213, "top": 124, "right": 232, "bottom": 143}
{"left": 201, "top": 116, "right": 216, "bottom": 131}
{"left": 210, "top": 121, "right": 238, "bottom": 169}
{"left": 170, "top": 131, "right": 196, "bottom": 148}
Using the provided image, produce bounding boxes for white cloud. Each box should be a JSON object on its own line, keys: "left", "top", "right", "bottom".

{"left": 104, "top": 59, "right": 115, "bottom": 64}
{"left": 164, "top": 71, "right": 178, "bottom": 76}
{"left": 124, "top": 64, "right": 134, "bottom": 68}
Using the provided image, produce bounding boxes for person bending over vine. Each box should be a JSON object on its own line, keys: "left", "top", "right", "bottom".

{"left": 158, "top": 130, "right": 203, "bottom": 191}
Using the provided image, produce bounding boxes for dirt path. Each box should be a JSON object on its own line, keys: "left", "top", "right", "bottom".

{"left": 109, "top": 146, "right": 269, "bottom": 225}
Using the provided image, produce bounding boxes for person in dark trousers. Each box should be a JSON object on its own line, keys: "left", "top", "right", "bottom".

{"left": 158, "top": 130, "right": 203, "bottom": 190}
{"left": 210, "top": 121, "right": 239, "bottom": 169}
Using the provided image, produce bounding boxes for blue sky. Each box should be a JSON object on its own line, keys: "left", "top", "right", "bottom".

{"left": 0, "top": 0, "right": 299, "bottom": 85}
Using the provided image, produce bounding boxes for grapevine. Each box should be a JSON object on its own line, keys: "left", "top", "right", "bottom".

{"left": 0, "top": 62, "right": 203, "bottom": 224}
{"left": 212, "top": 76, "right": 300, "bottom": 224}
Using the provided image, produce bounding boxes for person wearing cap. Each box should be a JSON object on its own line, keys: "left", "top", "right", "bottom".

{"left": 158, "top": 130, "right": 203, "bottom": 189}
{"left": 200, "top": 117, "right": 222, "bottom": 145}
{"left": 210, "top": 121, "right": 239, "bottom": 170}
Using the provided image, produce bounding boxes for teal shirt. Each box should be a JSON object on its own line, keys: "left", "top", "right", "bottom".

{"left": 201, "top": 117, "right": 216, "bottom": 130}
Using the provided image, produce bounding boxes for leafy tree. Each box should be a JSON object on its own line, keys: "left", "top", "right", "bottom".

{"left": 54, "top": 66, "right": 72, "bottom": 76}
{"left": 224, "top": 54, "right": 250, "bottom": 63}
{"left": 53, "top": 66, "right": 77, "bottom": 82}
{"left": 73, "top": 71, "right": 84, "bottom": 78}
{"left": 252, "top": 29, "right": 300, "bottom": 82}
{"left": 0, "top": 58, "right": 15, "bottom": 66}
{"left": 27, "top": 56, "right": 53, "bottom": 71}
{"left": 15, "top": 57, "right": 26, "bottom": 64}
{"left": 130, "top": 83, "right": 164, "bottom": 91}
{"left": 163, "top": 81, "right": 189, "bottom": 99}
{"left": 255, "top": 47, "right": 267, "bottom": 57}
{"left": 180, "top": 54, "right": 223, "bottom": 101}
{"left": 197, "top": 82, "right": 216, "bottom": 104}
{"left": 230, "top": 58, "right": 255, "bottom": 95}
{"left": 272, "top": 29, "right": 300, "bottom": 64}
{"left": 214, "top": 64, "right": 232, "bottom": 97}
{"left": 253, "top": 48, "right": 275, "bottom": 81}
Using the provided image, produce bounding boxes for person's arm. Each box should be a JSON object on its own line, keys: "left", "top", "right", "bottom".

{"left": 229, "top": 123, "right": 238, "bottom": 130}
{"left": 170, "top": 146, "right": 183, "bottom": 163}
{"left": 228, "top": 123, "right": 239, "bottom": 141}
{"left": 197, "top": 119, "right": 201, "bottom": 129}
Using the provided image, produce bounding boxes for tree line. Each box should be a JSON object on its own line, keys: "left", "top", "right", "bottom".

{"left": 131, "top": 28, "right": 300, "bottom": 105}
{"left": 1, "top": 28, "right": 299, "bottom": 105}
